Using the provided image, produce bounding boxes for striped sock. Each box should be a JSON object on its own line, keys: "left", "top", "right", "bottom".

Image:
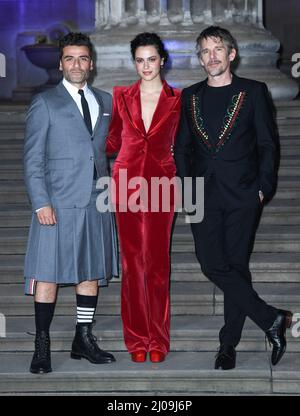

{"left": 76, "top": 294, "right": 97, "bottom": 325}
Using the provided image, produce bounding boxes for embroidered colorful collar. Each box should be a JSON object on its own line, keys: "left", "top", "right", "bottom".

{"left": 190, "top": 91, "right": 247, "bottom": 153}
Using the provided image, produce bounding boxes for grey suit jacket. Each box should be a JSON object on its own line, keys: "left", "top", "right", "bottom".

{"left": 24, "top": 82, "right": 112, "bottom": 211}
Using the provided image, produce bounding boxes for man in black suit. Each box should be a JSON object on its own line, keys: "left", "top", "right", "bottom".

{"left": 174, "top": 26, "right": 292, "bottom": 369}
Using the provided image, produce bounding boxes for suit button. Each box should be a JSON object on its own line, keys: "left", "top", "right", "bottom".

{"left": 90, "top": 156, "right": 94, "bottom": 161}
{"left": 91, "top": 137, "right": 94, "bottom": 141}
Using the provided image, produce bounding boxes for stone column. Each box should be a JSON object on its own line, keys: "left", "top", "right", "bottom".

{"left": 167, "top": 0, "right": 184, "bottom": 24}
{"left": 159, "top": 0, "right": 170, "bottom": 26}
{"left": 95, "top": 0, "right": 109, "bottom": 30}
{"left": 93, "top": 0, "right": 299, "bottom": 99}
{"left": 211, "top": 0, "right": 231, "bottom": 22}
{"left": 191, "top": 0, "right": 212, "bottom": 23}
{"left": 125, "top": 0, "right": 139, "bottom": 25}
{"left": 102, "top": 0, "right": 125, "bottom": 29}
{"left": 181, "top": 0, "right": 194, "bottom": 26}
{"left": 145, "top": 0, "right": 160, "bottom": 24}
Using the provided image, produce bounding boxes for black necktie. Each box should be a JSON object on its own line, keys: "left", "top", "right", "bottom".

{"left": 78, "top": 89, "right": 97, "bottom": 180}
{"left": 78, "top": 89, "right": 92, "bottom": 134}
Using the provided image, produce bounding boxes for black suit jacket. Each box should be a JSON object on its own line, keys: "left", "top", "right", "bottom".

{"left": 174, "top": 74, "right": 277, "bottom": 205}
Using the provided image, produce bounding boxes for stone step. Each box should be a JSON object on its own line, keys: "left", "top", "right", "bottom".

{"left": 1, "top": 281, "right": 215, "bottom": 316}
{"left": 0, "top": 207, "right": 31, "bottom": 227}
{"left": 0, "top": 98, "right": 299, "bottom": 116}
{"left": 276, "top": 106, "right": 300, "bottom": 119}
{"left": 277, "top": 118, "right": 300, "bottom": 127}
{"left": 1, "top": 209, "right": 300, "bottom": 228}
{"left": 170, "top": 252, "right": 300, "bottom": 283}
{"left": 0, "top": 97, "right": 298, "bottom": 112}
{"left": 0, "top": 164, "right": 299, "bottom": 180}
{"left": 278, "top": 167, "right": 300, "bottom": 176}
{"left": 275, "top": 125, "right": 300, "bottom": 137}
{"left": 171, "top": 225, "right": 300, "bottom": 253}
{"left": 0, "top": 139, "right": 23, "bottom": 149}
{"left": 1, "top": 224, "right": 300, "bottom": 254}
{"left": 0, "top": 148, "right": 300, "bottom": 161}
{"left": 1, "top": 135, "right": 300, "bottom": 158}
{"left": 1, "top": 176, "right": 299, "bottom": 189}
{"left": 0, "top": 107, "right": 26, "bottom": 124}
{"left": 177, "top": 212, "right": 300, "bottom": 226}
{"left": 0, "top": 129, "right": 24, "bottom": 140}
{"left": 0, "top": 229, "right": 299, "bottom": 255}
{"left": 0, "top": 282, "right": 297, "bottom": 316}
{"left": 279, "top": 136, "right": 300, "bottom": 145}
{"left": 2, "top": 141, "right": 300, "bottom": 159}
{"left": 280, "top": 146, "right": 300, "bottom": 156}
{"left": 0, "top": 171, "right": 24, "bottom": 180}
{"left": 0, "top": 123, "right": 280, "bottom": 142}
{"left": 174, "top": 224, "right": 300, "bottom": 238}
{"left": 1, "top": 351, "right": 295, "bottom": 395}
{"left": 1, "top": 252, "right": 300, "bottom": 284}
{"left": 0, "top": 192, "right": 299, "bottom": 211}
{"left": 263, "top": 198, "right": 300, "bottom": 212}
{"left": 1, "top": 180, "right": 300, "bottom": 205}
{"left": 279, "top": 155, "right": 300, "bottom": 165}
{"left": 1, "top": 251, "right": 300, "bottom": 284}
{"left": 1, "top": 315, "right": 298, "bottom": 354}
{"left": 0, "top": 198, "right": 298, "bottom": 215}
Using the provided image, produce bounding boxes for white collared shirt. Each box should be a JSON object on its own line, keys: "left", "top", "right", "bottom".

{"left": 62, "top": 78, "right": 99, "bottom": 129}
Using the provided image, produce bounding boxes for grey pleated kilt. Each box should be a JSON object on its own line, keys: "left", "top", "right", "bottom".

{"left": 24, "top": 181, "right": 118, "bottom": 295}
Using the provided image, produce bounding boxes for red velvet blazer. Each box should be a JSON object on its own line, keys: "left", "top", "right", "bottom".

{"left": 106, "top": 80, "right": 181, "bottom": 192}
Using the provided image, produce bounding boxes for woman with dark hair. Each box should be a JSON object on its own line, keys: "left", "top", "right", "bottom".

{"left": 106, "top": 32, "right": 181, "bottom": 363}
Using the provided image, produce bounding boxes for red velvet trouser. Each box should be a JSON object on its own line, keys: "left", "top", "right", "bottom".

{"left": 116, "top": 209, "right": 174, "bottom": 354}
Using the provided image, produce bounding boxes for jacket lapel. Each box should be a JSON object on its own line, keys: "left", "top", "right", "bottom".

{"left": 122, "top": 81, "right": 146, "bottom": 137}
{"left": 90, "top": 87, "right": 104, "bottom": 133}
{"left": 190, "top": 76, "right": 247, "bottom": 154}
{"left": 190, "top": 82, "right": 215, "bottom": 153}
{"left": 58, "top": 82, "right": 93, "bottom": 136}
{"left": 121, "top": 80, "right": 180, "bottom": 138}
{"left": 147, "top": 80, "right": 180, "bottom": 136}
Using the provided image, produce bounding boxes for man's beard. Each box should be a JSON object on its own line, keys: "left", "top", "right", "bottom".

{"left": 206, "top": 63, "right": 226, "bottom": 77}
{"left": 66, "top": 71, "right": 89, "bottom": 85}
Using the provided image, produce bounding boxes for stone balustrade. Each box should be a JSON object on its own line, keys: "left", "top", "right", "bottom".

{"left": 95, "top": 0, "right": 263, "bottom": 30}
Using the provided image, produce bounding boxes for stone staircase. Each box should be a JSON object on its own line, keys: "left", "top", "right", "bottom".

{"left": 0, "top": 101, "right": 300, "bottom": 395}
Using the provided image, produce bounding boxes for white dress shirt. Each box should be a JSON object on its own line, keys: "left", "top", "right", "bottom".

{"left": 62, "top": 78, "right": 99, "bottom": 129}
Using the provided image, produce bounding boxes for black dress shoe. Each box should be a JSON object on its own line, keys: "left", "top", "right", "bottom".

{"left": 215, "top": 345, "right": 236, "bottom": 370}
{"left": 71, "top": 324, "right": 116, "bottom": 364}
{"left": 265, "top": 309, "right": 293, "bottom": 366}
{"left": 30, "top": 331, "right": 52, "bottom": 374}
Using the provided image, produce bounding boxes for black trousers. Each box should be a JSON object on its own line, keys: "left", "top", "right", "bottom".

{"left": 191, "top": 179, "right": 277, "bottom": 347}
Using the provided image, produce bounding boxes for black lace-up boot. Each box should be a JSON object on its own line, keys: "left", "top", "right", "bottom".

{"left": 71, "top": 323, "right": 115, "bottom": 364}
{"left": 30, "top": 331, "right": 52, "bottom": 374}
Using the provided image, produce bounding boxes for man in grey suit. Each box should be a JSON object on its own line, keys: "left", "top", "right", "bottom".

{"left": 23, "top": 32, "right": 118, "bottom": 374}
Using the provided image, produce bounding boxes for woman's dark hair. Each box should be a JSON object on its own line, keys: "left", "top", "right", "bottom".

{"left": 130, "top": 32, "right": 169, "bottom": 64}
{"left": 59, "top": 32, "right": 93, "bottom": 59}
{"left": 196, "top": 26, "right": 238, "bottom": 57}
